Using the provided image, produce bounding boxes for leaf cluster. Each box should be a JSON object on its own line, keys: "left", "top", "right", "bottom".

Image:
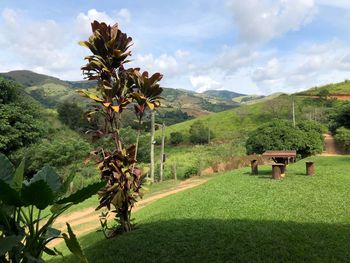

{"left": 0, "top": 153, "right": 104, "bottom": 262}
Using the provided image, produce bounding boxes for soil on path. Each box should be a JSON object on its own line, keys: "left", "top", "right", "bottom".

{"left": 321, "top": 133, "right": 344, "bottom": 156}
{"left": 50, "top": 177, "right": 209, "bottom": 247}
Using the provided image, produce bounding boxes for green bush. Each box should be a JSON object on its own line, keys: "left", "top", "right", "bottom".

{"left": 57, "top": 101, "right": 96, "bottom": 132}
{"left": 334, "top": 127, "right": 350, "bottom": 151}
{"left": 15, "top": 137, "right": 91, "bottom": 175}
{"left": 245, "top": 120, "right": 324, "bottom": 158}
{"left": 189, "top": 121, "right": 209, "bottom": 144}
{"left": 184, "top": 166, "right": 198, "bottom": 178}
{"left": 170, "top": 132, "right": 183, "bottom": 145}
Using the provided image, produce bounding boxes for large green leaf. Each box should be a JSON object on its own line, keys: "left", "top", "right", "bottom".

{"left": 0, "top": 153, "right": 14, "bottom": 185}
{"left": 29, "top": 166, "right": 61, "bottom": 193}
{"left": 21, "top": 180, "right": 54, "bottom": 209}
{"left": 0, "top": 235, "right": 22, "bottom": 256}
{"left": 12, "top": 158, "right": 25, "bottom": 192}
{"left": 57, "top": 172, "right": 75, "bottom": 196}
{"left": 62, "top": 223, "right": 88, "bottom": 263}
{"left": 45, "top": 227, "right": 61, "bottom": 239}
{"left": 0, "top": 180, "right": 21, "bottom": 206}
{"left": 56, "top": 181, "right": 105, "bottom": 205}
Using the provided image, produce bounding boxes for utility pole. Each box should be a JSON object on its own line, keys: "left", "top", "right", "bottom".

{"left": 173, "top": 161, "right": 177, "bottom": 181}
{"left": 159, "top": 122, "right": 165, "bottom": 182}
{"left": 150, "top": 110, "right": 155, "bottom": 182}
{"left": 292, "top": 99, "right": 296, "bottom": 128}
{"left": 208, "top": 127, "right": 211, "bottom": 144}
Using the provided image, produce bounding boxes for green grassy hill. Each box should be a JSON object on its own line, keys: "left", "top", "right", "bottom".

{"left": 50, "top": 156, "right": 350, "bottom": 262}
{"left": 298, "top": 80, "right": 350, "bottom": 95}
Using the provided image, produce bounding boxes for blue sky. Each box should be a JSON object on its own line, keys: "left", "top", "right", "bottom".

{"left": 1, "top": 0, "right": 350, "bottom": 95}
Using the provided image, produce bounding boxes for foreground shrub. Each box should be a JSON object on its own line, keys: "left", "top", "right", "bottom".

{"left": 0, "top": 153, "right": 104, "bottom": 262}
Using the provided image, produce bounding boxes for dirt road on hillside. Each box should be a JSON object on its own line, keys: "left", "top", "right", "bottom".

{"left": 321, "top": 133, "right": 344, "bottom": 156}
{"left": 50, "top": 177, "right": 209, "bottom": 247}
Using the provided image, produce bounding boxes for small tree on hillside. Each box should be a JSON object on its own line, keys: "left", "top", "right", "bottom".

{"left": 170, "top": 131, "right": 183, "bottom": 145}
{"left": 79, "top": 21, "right": 163, "bottom": 235}
{"left": 189, "top": 120, "right": 210, "bottom": 144}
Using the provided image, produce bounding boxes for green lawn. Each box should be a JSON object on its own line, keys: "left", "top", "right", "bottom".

{"left": 50, "top": 156, "right": 350, "bottom": 262}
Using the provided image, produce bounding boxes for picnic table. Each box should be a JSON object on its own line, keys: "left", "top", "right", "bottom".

{"left": 262, "top": 150, "right": 296, "bottom": 164}
{"left": 262, "top": 151, "right": 297, "bottom": 179}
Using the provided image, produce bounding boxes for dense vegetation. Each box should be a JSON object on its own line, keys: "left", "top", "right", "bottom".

{"left": 245, "top": 120, "right": 325, "bottom": 158}
{"left": 0, "top": 78, "right": 46, "bottom": 154}
{"left": 328, "top": 102, "right": 350, "bottom": 151}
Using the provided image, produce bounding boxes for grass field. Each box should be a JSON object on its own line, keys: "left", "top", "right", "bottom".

{"left": 50, "top": 155, "right": 350, "bottom": 262}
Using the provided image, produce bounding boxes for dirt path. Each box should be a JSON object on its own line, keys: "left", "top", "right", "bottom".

{"left": 321, "top": 133, "right": 344, "bottom": 156}
{"left": 50, "top": 177, "right": 209, "bottom": 247}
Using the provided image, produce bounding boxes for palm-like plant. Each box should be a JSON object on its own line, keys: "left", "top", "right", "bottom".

{"left": 78, "top": 21, "right": 163, "bottom": 234}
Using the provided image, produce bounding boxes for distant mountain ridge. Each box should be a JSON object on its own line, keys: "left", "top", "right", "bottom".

{"left": 202, "top": 90, "right": 245, "bottom": 101}
{"left": 0, "top": 70, "right": 248, "bottom": 116}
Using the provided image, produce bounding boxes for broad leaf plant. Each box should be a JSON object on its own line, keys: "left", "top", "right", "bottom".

{"left": 0, "top": 153, "right": 105, "bottom": 262}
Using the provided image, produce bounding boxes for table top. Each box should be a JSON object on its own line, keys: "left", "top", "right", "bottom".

{"left": 262, "top": 150, "right": 297, "bottom": 158}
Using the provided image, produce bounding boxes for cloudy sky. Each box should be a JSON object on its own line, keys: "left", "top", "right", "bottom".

{"left": 1, "top": 0, "right": 350, "bottom": 95}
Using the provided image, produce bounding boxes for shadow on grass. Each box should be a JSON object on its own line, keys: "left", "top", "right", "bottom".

{"left": 57, "top": 219, "right": 350, "bottom": 263}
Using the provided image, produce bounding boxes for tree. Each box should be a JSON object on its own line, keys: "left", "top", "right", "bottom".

{"left": 0, "top": 77, "right": 19, "bottom": 103}
{"left": 78, "top": 21, "right": 163, "bottom": 234}
{"left": 245, "top": 120, "right": 324, "bottom": 158}
{"left": 189, "top": 120, "right": 209, "bottom": 144}
{"left": 170, "top": 131, "right": 183, "bottom": 145}
{"left": 57, "top": 101, "right": 95, "bottom": 132}
{"left": 0, "top": 78, "right": 46, "bottom": 154}
{"left": 328, "top": 103, "right": 350, "bottom": 132}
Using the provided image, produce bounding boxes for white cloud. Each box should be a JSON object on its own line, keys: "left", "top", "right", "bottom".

{"left": 0, "top": 8, "right": 72, "bottom": 75}
{"left": 190, "top": 75, "right": 223, "bottom": 93}
{"left": 134, "top": 53, "right": 179, "bottom": 76}
{"left": 248, "top": 40, "right": 350, "bottom": 93}
{"left": 226, "top": 0, "right": 316, "bottom": 44}
{"left": 316, "top": 0, "right": 350, "bottom": 10}
{"left": 116, "top": 8, "right": 131, "bottom": 23}
{"left": 75, "top": 9, "right": 115, "bottom": 38}
{"left": 75, "top": 8, "right": 131, "bottom": 39}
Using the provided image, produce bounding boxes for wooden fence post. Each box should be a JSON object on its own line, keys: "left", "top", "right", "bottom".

{"left": 306, "top": 161, "right": 315, "bottom": 176}
{"left": 251, "top": 160, "right": 258, "bottom": 175}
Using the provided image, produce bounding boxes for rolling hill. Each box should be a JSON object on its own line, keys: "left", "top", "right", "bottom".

{"left": 0, "top": 70, "right": 243, "bottom": 116}
{"left": 297, "top": 80, "right": 350, "bottom": 96}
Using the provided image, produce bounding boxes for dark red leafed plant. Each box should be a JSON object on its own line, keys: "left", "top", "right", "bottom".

{"left": 78, "top": 21, "right": 163, "bottom": 235}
